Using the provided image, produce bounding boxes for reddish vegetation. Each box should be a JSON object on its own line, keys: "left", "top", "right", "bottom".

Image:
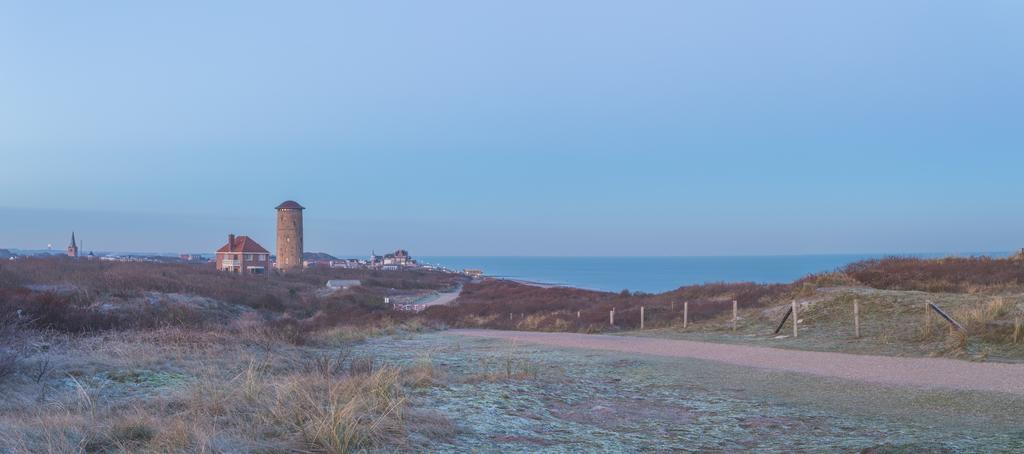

{"left": 0, "top": 287, "right": 207, "bottom": 332}
{"left": 843, "top": 256, "right": 1024, "bottom": 293}
{"left": 0, "top": 257, "right": 460, "bottom": 335}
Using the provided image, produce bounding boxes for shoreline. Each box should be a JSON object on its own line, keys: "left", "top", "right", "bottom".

{"left": 504, "top": 278, "right": 571, "bottom": 289}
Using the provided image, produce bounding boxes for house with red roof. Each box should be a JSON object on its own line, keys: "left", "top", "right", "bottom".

{"left": 216, "top": 234, "right": 270, "bottom": 275}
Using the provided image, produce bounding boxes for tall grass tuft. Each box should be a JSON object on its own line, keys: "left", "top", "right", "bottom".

{"left": 270, "top": 367, "right": 407, "bottom": 452}
{"left": 952, "top": 297, "right": 1020, "bottom": 343}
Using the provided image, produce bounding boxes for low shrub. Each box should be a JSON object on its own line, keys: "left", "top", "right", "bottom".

{"left": 845, "top": 256, "right": 1024, "bottom": 293}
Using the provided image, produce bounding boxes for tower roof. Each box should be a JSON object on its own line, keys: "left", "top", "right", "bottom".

{"left": 69, "top": 232, "right": 77, "bottom": 248}
{"left": 275, "top": 200, "right": 305, "bottom": 210}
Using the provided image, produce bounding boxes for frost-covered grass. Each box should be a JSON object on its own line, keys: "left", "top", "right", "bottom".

{"left": 350, "top": 333, "right": 1024, "bottom": 452}
{"left": 0, "top": 325, "right": 451, "bottom": 452}
{"left": 4, "top": 324, "right": 1023, "bottom": 452}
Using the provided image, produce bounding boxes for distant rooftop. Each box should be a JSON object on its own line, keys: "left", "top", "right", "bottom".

{"left": 275, "top": 200, "right": 305, "bottom": 210}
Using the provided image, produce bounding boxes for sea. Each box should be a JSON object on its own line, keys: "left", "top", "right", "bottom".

{"left": 419, "top": 253, "right": 1012, "bottom": 294}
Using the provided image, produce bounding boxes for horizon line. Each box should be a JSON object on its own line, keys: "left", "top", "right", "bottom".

{"left": 4, "top": 248, "right": 1014, "bottom": 259}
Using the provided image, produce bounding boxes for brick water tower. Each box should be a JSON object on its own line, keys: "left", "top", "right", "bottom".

{"left": 275, "top": 200, "right": 305, "bottom": 271}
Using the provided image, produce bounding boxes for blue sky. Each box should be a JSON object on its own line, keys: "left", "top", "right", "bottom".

{"left": 1, "top": 1, "right": 1023, "bottom": 256}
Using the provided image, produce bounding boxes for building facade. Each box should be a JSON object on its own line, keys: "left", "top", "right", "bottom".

{"left": 216, "top": 234, "right": 270, "bottom": 275}
{"left": 275, "top": 200, "right": 305, "bottom": 271}
{"left": 370, "top": 249, "right": 416, "bottom": 269}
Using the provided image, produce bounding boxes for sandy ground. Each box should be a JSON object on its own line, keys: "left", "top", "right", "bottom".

{"left": 451, "top": 329, "right": 1024, "bottom": 395}
{"left": 411, "top": 284, "right": 463, "bottom": 309}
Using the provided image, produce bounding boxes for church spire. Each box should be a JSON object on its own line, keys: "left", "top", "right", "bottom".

{"left": 67, "top": 232, "right": 79, "bottom": 257}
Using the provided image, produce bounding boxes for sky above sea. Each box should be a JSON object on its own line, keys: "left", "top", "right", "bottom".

{"left": 1, "top": 2, "right": 1023, "bottom": 256}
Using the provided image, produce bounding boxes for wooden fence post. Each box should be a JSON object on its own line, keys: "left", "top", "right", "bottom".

{"left": 792, "top": 300, "right": 799, "bottom": 338}
{"left": 671, "top": 301, "right": 675, "bottom": 311}
{"left": 924, "top": 302, "right": 932, "bottom": 332}
{"left": 641, "top": 306, "right": 645, "bottom": 330}
{"left": 773, "top": 306, "right": 793, "bottom": 334}
{"left": 683, "top": 301, "right": 689, "bottom": 329}
{"left": 854, "top": 300, "right": 860, "bottom": 339}
{"left": 732, "top": 300, "right": 738, "bottom": 332}
{"left": 928, "top": 302, "right": 966, "bottom": 332}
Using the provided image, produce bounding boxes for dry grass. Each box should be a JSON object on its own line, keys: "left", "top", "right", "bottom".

{"left": 951, "top": 297, "right": 1021, "bottom": 343}
{"left": 943, "top": 330, "right": 969, "bottom": 357}
{"left": 791, "top": 272, "right": 863, "bottom": 298}
{"left": 401, "top": 359, "right": 444, "bottom": 389}
{"left": 0, "top": 367, "right": 410, "bottom": 452}
{"left": 516, "top": 312, "right": 572, "bottom": 332}
{"left": 251, "top": 366, "right": 407, "bottom": 452}
{"left": 0, "top": 321, "right": 451, "bottom": 453}
{"left": 312, "top": 318, "right": 430, "bottom": 346}
{"left": 955, "top": 297, "right": 1016, "bottom": 328}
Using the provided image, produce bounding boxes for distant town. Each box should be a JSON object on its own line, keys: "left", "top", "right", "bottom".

{"left": 0, "top": 199, "right": 484, "bottom": 278}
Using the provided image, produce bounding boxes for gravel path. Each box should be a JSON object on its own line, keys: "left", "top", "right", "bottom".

{"left": 450, "top": 329, "right": 1024, "bottom": 395}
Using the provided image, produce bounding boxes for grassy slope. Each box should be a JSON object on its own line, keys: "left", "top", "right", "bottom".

{"left": 631, "top": 286, "right": 1024, "bottom": 362}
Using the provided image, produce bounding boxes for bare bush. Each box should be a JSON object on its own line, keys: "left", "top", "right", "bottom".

{"left": 305, "top": 351, "right": 350, "bottom": 379}
{"left": 0, "top": 310, "right": 25, "bottom": 382}
{"left": 0, "top": 350, "right": 17, "bottom": 381}
{"left": 29, "top": 356, "right": 52, "bottom": 384}
{"left": 349, "top": 356, "right": 376, "bottom": 376}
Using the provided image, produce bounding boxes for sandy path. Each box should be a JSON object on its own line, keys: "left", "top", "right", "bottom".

{"left": 416, "top": 284, "right": 463, "bottom": 309}
{"left": 450, "top": 329, "right": 1024, "bottom": 395}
